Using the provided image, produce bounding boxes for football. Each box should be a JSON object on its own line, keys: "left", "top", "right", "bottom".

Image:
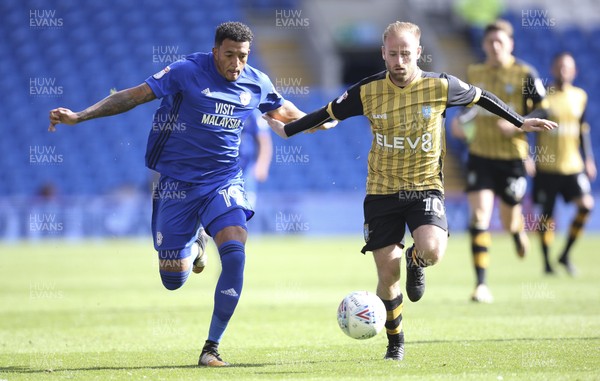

{"left": 337, "top": 291, "right": 386, "bottom": 340}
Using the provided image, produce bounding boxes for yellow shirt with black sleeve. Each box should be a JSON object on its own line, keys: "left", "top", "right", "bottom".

{"left": 536, "top": 83, "right": 588, "bottom": 174}
{"left": 326, "top": 70, "right": 481, "bottom": 195}
{"left": 467, "top": 56, "right": 547, "bottom": 160}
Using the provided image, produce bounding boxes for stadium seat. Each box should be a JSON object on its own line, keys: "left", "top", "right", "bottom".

{"left": 4, "top": 1, "right": 599, "bottom": 197}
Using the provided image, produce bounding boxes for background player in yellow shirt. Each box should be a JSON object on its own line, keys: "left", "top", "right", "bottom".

{"left": 533, "top": 52, "right": 596, "bottom": 275}
{"left": 451, "top": 19, "right": 549, "bottom": 303}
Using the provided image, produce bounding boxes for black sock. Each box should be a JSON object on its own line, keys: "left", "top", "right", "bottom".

{"left": 470, "top": 227, "right": 490, "bottom": 285}
{"left": 561, "top": 207, "right": 591, "bottom": 262}
{"left": 381, "top": 294, "right": 403, "bottom": 343}
{"left": 539, "top": 217, "right": 554, "bottom": 270}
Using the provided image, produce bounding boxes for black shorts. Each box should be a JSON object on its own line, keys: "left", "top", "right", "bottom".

{"left": 533, "top": 171, "right": 591, "bottom": 213}
{"left": 361, "top": 190, "right": 448, "bottom": 254}
{"left": 465, "top": 153, "right": 527, "bottom": 206}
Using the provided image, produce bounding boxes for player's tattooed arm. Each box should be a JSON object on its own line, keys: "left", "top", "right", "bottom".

{"left": 77, "top": 83, "right": 156, "bottom": 122}
{"left": 49, "top": 83, "right": 156, "bottom": 131}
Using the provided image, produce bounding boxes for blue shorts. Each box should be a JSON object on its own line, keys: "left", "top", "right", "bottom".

{"left": 151, "top": 174, "right": 254, "bottom": 250}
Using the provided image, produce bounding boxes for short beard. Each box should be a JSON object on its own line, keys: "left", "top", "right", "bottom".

{"left": 389, "top": 71, "right": 408, "bottom": 84}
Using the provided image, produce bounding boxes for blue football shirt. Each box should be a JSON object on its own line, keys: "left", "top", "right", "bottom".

{"left": 239, "top": 108, "right": 270, "bottom": 172}
{"left": 144, "top": 52, "right": 284, "bottom": 186}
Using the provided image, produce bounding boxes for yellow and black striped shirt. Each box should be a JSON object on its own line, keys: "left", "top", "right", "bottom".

{"left": 327, "top": 70, "right": 480, "bottom": 195}
{"left": 467, "top": 56, "right": 546, "bottom": 160}
{"left": 536, "top": 83, "right": 588, "bottom": 174}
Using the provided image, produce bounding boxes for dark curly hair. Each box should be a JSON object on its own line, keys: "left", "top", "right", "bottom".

{"left": 214, "top": 21, "right": 254, "bottom": 47}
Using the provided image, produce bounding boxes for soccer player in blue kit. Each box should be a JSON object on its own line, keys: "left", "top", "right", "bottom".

{"left": 48, "top": 22, "right": 319, "bottom": 367}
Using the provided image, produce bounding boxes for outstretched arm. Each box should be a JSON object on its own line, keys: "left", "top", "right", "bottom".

{"left": 48, "top": 83, "right": 156, "bottom": 131}
{"left": 476, "top": 89, "right": 557, "bottom": 132}
{"left": 264, "top": 101, "right": 337, "bottom": 139}
{"left": 265, "top": 100, "right": 306, "bottom": 124}
{"left": 263, "top": 107, "right": 333, "bottom": 139}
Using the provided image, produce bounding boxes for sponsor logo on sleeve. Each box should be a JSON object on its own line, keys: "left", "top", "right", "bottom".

{"left": 152, "top": 66, "right": 170, "bottom": 80}
{"left": 336, "top": 91, "right": 348, "bottom": 104}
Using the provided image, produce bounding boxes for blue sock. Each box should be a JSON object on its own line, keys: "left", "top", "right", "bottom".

{"left": 159, "top": 269, "right": 191, "bottom": 290}
{"left": 158, "top": 244, "right": 194, "bottom": 291}
{"left": 208, "top": 240, "right": 245, "bottom": 343}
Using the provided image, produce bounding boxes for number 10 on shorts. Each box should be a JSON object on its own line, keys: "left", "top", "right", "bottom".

{"left": 423, "top": 197, "right": 445, "bottom": 217}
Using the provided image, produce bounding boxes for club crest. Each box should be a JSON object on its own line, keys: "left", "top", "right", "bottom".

{"left": 421, "top": 105, "right": 432, "bottom": 120}
{"left": 239, "top": 91, "right": 251, "bottom": 106}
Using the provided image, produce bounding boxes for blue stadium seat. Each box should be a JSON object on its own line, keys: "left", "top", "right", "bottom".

{"left": 559, "top": 26, "right": 589, "bottom": 54}
{"left": 6, "top": 1, "right": 596, "bottom": 197}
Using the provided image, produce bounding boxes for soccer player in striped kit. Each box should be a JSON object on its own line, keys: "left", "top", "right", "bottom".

{"left": 533, "top": 52, "right": 595, "bottom": 275}
{"left": 264, "top": 21, "right": 557, "bottom": 361}
{"left": 451, "top": 19, "right": 550, "bottom": 303}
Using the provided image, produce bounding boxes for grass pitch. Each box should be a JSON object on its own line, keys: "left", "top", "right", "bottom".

{"left": 0, "top": 233, "right": 599, "bottom": 380}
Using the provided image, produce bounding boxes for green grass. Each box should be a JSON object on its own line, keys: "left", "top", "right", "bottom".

{"left": 1, "top": 233, "right": 599, "bottom": 380}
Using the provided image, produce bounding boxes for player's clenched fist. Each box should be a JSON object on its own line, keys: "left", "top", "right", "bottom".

{"left": 48, "top": 107, "right": 78, "bottom": 132}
